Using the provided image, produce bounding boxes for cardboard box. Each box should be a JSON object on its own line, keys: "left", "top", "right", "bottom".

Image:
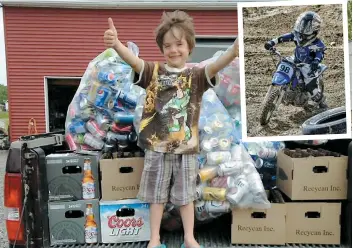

{"left": 100, "top": 157, "right": 144, "bottom": 200}
{"left": 231, "top": 190, "right": 286, "bottom": 245}
{"left": 48, "top": 199, "right": 101, "bottom": 245}
{"left": 276, "top": 150, "right": 348, "bottom": 200}
{"left": 46, "top": 153, "right": 101, "bottom": 201}
{"left": 100, "top": 199, "right": 150, "bottom": 243}
{"left": 286, "top": 202, "right": 341, "bottom": 244}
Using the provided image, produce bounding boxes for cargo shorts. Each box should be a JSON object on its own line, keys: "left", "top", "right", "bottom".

{"left": 137, "top": 149, "right": 199, "bottom": 206}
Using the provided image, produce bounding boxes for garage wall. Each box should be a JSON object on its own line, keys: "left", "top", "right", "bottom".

{"left": 4, "top": 7, "right": 237, "bottom": 140}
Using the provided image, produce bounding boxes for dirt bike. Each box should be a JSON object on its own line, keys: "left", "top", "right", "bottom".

{"left": 259, "top": 48, "right": 327, "bottom": 126}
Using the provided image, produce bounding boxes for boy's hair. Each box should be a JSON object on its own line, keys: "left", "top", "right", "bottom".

{"left": 155, "top": 10, "right": 196, "bottom": 54}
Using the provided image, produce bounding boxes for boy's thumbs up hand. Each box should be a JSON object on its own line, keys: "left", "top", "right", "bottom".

{"left": 108, "top": 18, "right": 116, "bottom": 32}
{"left": 104, "top": 17, "right": 119, "bottom": 48}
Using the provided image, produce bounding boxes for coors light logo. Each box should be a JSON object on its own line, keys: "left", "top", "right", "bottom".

{"left": 107, "top": 215, "right": 144, "bottom": 236}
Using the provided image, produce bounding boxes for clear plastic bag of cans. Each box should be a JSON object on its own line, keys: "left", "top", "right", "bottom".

{"left": 186, "top": 45, "right": 240, "bottom": 108}
{"left": 65, "top": 42, "right": 145, "bottom": 151}
{"left": 195, "top": 143, "right": 270, "bottom": 217}
{"left": 191, "top": 91, "right": 271, "bottom": 223}
{"left": 198, "top": 89, "right": 237, "bottom": 157}
{"left": 242, "top": 141, "right": 286, "bottom": 190}
{"left": 133, "top": 92, "right": 146, "bottom": 134}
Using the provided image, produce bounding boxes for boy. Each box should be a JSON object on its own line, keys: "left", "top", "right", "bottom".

{"left": 104, "top": 10, "right": 238, "bottom": 248}
{"left": 264, "top": 11, "right": 328, "bottom": 110}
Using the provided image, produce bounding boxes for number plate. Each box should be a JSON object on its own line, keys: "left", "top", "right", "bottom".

{"left": 276, "top": 61, "right": 294, "bottom": 78}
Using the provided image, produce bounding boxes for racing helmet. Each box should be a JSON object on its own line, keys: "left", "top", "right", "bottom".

{"left": 293, "top": 11, "right": 322, "bottom": 46}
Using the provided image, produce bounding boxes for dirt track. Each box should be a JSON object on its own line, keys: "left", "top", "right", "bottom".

{"left": 243, "top": 4, "right": 346, "bottom": 137}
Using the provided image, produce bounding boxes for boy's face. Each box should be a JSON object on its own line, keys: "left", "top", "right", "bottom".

{"left": 162, "top": 27, "right": 190, "bottom": 69}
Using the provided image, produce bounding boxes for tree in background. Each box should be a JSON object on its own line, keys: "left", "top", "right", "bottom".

{"left": 0, "top": 85, "right": 7, "bottom": 104}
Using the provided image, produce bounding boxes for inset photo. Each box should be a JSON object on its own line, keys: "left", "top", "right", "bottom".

{"left": 237, "top": 0, "right": 351, "bottom": 142}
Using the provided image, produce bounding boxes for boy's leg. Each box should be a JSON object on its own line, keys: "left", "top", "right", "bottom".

{"left": 300, "top": 66, "right": 328, "bottom": 110}
{"left": 170, "top": 154, "right": 200, "bottom": 248}
{"left": 149, "top": 203, "right": 165, "bottom": 247}
{"left": 137, "top": 150, "right": 172, "bottom": 247}
{"left": 180, "top": 202, "right": 199, "bottom": 247}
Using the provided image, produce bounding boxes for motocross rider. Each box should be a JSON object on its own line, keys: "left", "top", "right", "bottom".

{"left": 264, "top": 11, "right": 328, "bottom": 110}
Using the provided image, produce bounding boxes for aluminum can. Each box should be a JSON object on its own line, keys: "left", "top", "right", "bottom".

{"left": 113, "top": 112, "right": 134, "bottom": 124}
{"left": 115, "top": 89, "right": 137, "bottom": 107}
{"left": 98, "top": 71, "right": 116, "bottom": 85}
{"left": 194, "top": 200, "right": 209, "bottom": 221}
{"left": 204, "top": 201, "right": 230, "bottom": 213}
{"left": 65, "top": 133, "right": 77, "bottom": 150}
{"left": 68, "top": 120, "right": 86, "bottom": 134}
{"left": 111, "top": 123, "right": 132, "bottom": 133}
{"left": 202, "top": 187, "right": 227, "bottom": 201}
{"left": 94, "top": 87, "right": 112, "bottom": 108}
{"left": 96, "top": 112, "right": 111, "bottom": 131}
{"left": 197, "top": 166, "right": 218, "bottom": 183}
{"left": 86, "top": 120, "right": 106, "bottom": 139}
{"left": 207, "top": 151, "right": 231, "bottom": 165}
{"left": 83, "top": 133, "right": 104, "bottom": 150}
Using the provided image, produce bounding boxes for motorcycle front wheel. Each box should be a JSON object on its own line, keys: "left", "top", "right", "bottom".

{"left": 259, "top": 86, "right": 281, "bottom": 126}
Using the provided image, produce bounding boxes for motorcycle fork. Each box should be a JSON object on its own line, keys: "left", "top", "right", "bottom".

{"left": 262, "top": 85, "right": 274, "bottom": 105}
{"left": 274, "top": 86, "right": 285, "bottom": 111}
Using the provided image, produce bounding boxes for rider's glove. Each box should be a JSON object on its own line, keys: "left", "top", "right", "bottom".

{"left": 310, "top": 59, "right": 320, "bottom": 72}
{"left": 264, "top": 40, "right": 275, "bottom": 50}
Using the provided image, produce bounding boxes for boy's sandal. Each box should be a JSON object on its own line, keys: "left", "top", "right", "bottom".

{"left": 180, "top": 243, "right": 205, "bottom": 248}
{"left": 152, "top": 244, "right": 167, "bottom": 248}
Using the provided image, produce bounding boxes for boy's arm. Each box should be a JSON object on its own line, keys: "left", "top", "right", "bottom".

{"left": 309, "top": 40, "right": 326, "bottom": 71}
{"left": 265, "top": 32, "right": 295, "bottom": 50}
{"left": 113, "top": 41, "right": 144, "bottom": 73}
{"left": 310, "top": 40, "right": 326, "bottom": 63}
{"left": 104, "top": 18, "right": 144, "bottom": 73}
{"left": 206, "top": 39, "right": 239, "bottom": 80}
{"left": 272, "top": 32, "right": 295, "bottom": 44}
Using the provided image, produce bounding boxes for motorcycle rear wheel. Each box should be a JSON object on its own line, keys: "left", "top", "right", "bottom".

{"left": 259, "top": 87, "right": 281, "bottom": 125}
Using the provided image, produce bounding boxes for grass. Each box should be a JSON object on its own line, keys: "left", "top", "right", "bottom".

{"left": 0, "top": 111, "right": 9, "bottom": 119}
{"left": 0, "top": 111, "right": 9, "bottom": 128}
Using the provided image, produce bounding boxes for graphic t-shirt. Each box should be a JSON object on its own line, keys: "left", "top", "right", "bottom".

{"left": 135, "top": 61, "right": 217, "bottom": 154}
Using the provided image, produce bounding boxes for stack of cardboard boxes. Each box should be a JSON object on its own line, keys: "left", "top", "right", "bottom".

{"left": 232, "top": 149, "right": 348, "bottom": 245}
{"left": 46, "top": 153, "right": 102, "bottom": 245}
{"left": 45, "top": 147, "right": 348, "bottom": 245}
{"left": 99, "top": 156, "right": 151, "bottom": 243}
{"left": 46, "top": 152, "right": 151, "bottom": 245}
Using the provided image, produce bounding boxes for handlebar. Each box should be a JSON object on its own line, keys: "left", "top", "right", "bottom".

{"left": 269, "top": 47, "right": 306, "bottom": 67}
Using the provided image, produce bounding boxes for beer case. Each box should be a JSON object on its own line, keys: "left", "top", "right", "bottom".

{"left": 48, "top": 199, "right": 101, "bottom": 245}
{"left": 99, "top": 199, "right": 151, "bottom": 243}
{"left": 46, "top": 152, "right": 101, "bottom": 201}
{"left": 276, "top": 149, "right": 348, "bottom": 200}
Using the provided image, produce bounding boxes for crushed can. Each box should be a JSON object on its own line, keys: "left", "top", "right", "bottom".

{"left": 96, "top": 112, "right": 111, "bottom": 131}
{"left": 204, "top": 201, "right": 231, "bottom": 213}
{"left": 202, "top": 187, "right": 227, "bottom": 201}
{"left": 83, "top": 133, "right": 105, "bottom": 150}
{"left": 207, "top": 151, "right": 231, "bottom": 165}
{"left": 68, "top": 120, "right": 87, "bottom": 134}
{"left": 111, "top": 123, "right": 132, "bottom": 133}
{"left": 197, "top": 166, "right": 218, "bottom": 183}
{"left": 86, "top": 120, "right": 107, "bottom": 140}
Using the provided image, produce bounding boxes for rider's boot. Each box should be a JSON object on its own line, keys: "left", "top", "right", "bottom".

{"left": 304, "top": 92, "right": 328, "bottom": 112}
